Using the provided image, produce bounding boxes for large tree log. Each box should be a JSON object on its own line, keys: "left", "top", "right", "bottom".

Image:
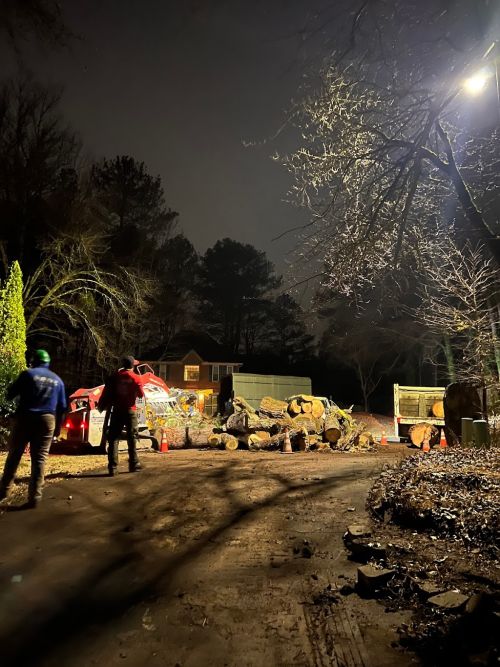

{"left": 238, "top": 433, "right": 263, "bottom": 448}
{"left": 221, "top": 433, "right": 239, "bottom": 450}
{"left": 288, "top": 399, "right": 301, "bottom": 415}
{"left": 208, "top": 433, "right": 222, "bottom": 448}
{"left": 247, "top": 413, "right": 282, "bottom": 433}
{"left": 225, "top": 409, "right": 282, "bottom": 435}
{"left": 292, "top": 414, "right": 320, "bottom": 434}
{"left": 259, "top": 396, "right": 288, "bottom": 418}
{"left": 311, "top": 399, "right": 325, "bottom": 420}
{"left": 233, "top": 396, "right": 256, "bottom": 414}
{"left": 408, "top": 422, "right": 439, "bottom": 447}
{"left": 324, "top": 414, "right": 341, "bottom": 443}
{"left": 431, "top": 400, "right": 444, "bottom": 418}
{"left": 185, "top": 425, "right": 213, "bottom": 447}
{"left": 247, "top": 429, "right": 303, "bottom": 452}
{"left": 289, "top": 394, "right": 315, "bottom": 402}
{"left": 301, "top": 401, "right": 312, "bottom": 414}
{"left": 163, "top": 426, "right": 187, "bottom": 448}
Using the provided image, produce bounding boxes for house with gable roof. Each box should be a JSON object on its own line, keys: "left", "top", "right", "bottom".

{"left": 141, "top": 330, "right": 242, "bottom": 392}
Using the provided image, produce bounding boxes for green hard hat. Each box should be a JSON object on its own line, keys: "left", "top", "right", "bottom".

{"left": 34, "top": 349, "right": 51, "bottom": 364}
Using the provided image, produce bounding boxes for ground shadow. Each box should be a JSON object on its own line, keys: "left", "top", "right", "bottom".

{"left": 65, "top": 472, "right": 110, "bottom": 479}
{"left": 5, "top": 502, "right": 35, "bottom": 512}
{"left": 0, "top": 459, "right": 362, "bottom": 666}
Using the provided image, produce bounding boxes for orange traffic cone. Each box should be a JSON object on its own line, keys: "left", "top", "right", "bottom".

{"left": 380, "top": 431, "right": 388, "bottom": 446}
{"left": 422, "top": 438, "right": 430, "bottom": 453}
{"left": 160, "top": 429, "right": 169, "bottom": 453}
{"left": 281, "top": 427, "right": 293, "bottom": 454}
{"left": 439, "top": 429, "right": 447, "bottom": 449}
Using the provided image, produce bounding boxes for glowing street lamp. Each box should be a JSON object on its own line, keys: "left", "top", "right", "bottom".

{"left": 463, "top": 69, "right": 490, "bottom": 95}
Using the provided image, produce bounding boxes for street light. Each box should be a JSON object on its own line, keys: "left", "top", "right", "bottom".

{"left": 463, "top": 69, "right": 490, "bottom": 95}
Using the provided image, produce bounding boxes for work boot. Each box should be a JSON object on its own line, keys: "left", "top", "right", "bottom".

{"left": 129, "top": 463, "right": 142, "bottom": 473}
{"left": 24, "top": 498, "right": 39, "bottom": 509}
{"left": 108, "top": 467, "right": 116, "bottom": 477}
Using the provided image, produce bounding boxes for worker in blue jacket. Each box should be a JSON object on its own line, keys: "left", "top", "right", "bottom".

{"left": 0, "top": 349, "right": 67, "bottom": 508}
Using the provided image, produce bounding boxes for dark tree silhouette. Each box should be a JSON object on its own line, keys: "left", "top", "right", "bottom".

{"left": 0, "top": 0, "right": 70, "bottom": 50}
{"left": 138, "top": 234, "right": 200, "bottom": 353}
{"left": 198, "top": 238, "right": 280, "bottom": 354}
{"left": 266, "top": 294, "right": 315, "bottom": 365}
{"left": 0, "top": 76, "right": 79, "bottom": 273}
{"left": 92, "top": 156, "right": 177, "bottom": 235}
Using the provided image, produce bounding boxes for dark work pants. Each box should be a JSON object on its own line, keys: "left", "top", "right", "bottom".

{"left": 107, "top": 409, "right": 140, "bottom": 471}
{"left": 0, "top": 413, "right": 56, "bottom": 502}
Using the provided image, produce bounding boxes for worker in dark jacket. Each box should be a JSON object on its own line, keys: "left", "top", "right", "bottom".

{"left": 98, "top": 356, "right": 145, "bottom": 476}
{"left": 0, "top": 349, "right": 67, "bottom": 508}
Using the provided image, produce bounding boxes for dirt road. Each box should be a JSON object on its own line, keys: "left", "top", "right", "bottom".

{"left": 0, "top": 448, "right": 414, "bottom": 667}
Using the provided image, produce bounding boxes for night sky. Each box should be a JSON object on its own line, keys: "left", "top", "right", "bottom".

{"left": 4, "top": 1, "right": 328, "bottom": 269}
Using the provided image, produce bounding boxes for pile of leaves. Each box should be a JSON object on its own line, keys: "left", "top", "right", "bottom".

{"left": 368, "top": 448, "right": 500, "bottom": 557}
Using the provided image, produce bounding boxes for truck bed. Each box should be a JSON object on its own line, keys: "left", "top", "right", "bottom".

{"left": 394, "top": 384, "right": 445, "bottom": 436}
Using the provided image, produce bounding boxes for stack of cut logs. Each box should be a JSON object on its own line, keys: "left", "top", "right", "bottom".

{"left": 205, "top": 394, "right": 374, "bottom": 452}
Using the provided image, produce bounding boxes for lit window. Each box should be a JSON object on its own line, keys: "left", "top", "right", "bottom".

{"left": 184, "top": 365, "right": 200, "bottom": 382}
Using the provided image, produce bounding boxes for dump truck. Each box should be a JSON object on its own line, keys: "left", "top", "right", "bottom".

{"left": 59, "top": 363, "right": 180, "bottom": 452}
{"left": 393, "top": 383, "right": 445, "bottom": 438}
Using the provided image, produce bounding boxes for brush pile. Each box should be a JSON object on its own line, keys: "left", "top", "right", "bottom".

{"left": 368, "top": 448, "right": 500, "bottom": 557}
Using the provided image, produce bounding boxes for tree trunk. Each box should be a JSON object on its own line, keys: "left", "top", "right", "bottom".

{"left": 489, "top": 304, "right": 500, "bottom": 382}
{"left": 442, "top": 335, "right": 456, "bottom": 383}
{"left": 356, "top": 360, "right": 370, "bottom": 412}
{"left": 436, "top": 123, "right": 500, "bottom": 264}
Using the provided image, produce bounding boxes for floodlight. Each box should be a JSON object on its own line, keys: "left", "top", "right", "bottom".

{"left": 463, "top": 70, "right": 489, "bottom": 95}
